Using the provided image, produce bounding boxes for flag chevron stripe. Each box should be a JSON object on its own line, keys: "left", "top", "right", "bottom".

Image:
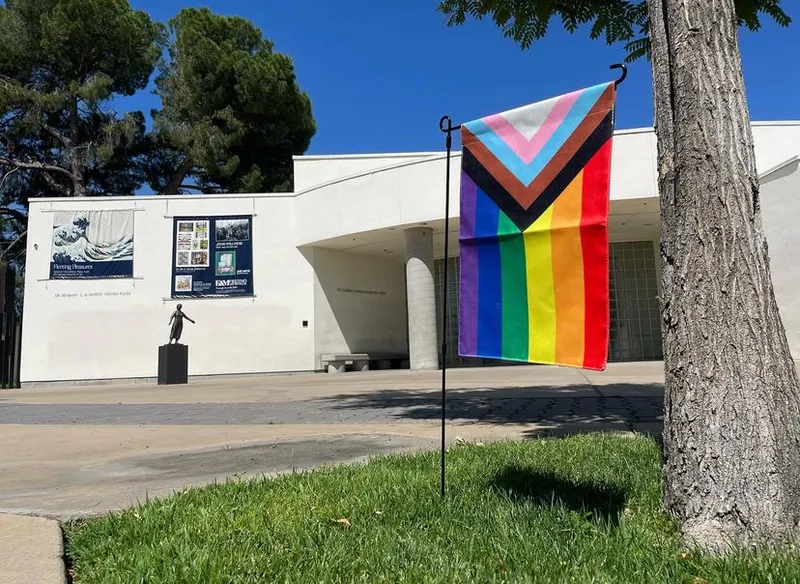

{"left": 463, "top": 98, "right": 612, "bottom": 211}
{"left": 462, "top": 111, "right": 614, "bottom": 232}
{"left": 462, "top": 84, "right": 614, "bottom": 195}
{"left": 481, "top": 90, "right": 566, "bottom": 140}
{"left": 463, "top": 83, "right": 611, "bottom": 184}
{"left": 480, "top": 90, "right": 580, "bottom": 163}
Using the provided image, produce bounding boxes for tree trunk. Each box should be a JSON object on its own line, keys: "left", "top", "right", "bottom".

{"left": 68, "top": 95, "right": 86, "bottom": 197}
{"left": 646, "top": 0, "right": 800, "bottom": 552}
{"left": 163, "top": 157, "right": 193, "bottom": 195}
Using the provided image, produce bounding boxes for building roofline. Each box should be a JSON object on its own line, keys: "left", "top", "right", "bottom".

{"left": 293, "top": 128, "right": 654, "bottom": 161}
{"left": 293, "top": 152, "right": 442, "bottom": 161}
{"left": 293, "top": 121, "right": 799, "bottom": 161}
{"left": 293, "top": 152, "right": 454, "bottom": 197}
{"left": 759, "top": 155, "right": 799, "bottom": 180}
{"left": 29, "top": 192, "right": 295, "bottom": 204}
{"left": 751, "top": 121, "right": 800, "bottom": 127}
{"left": 27, "top": 121, "right": 800, "bottom": 204}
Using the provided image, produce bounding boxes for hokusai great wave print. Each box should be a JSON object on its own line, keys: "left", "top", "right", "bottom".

{"left": 50, "top": 210, "right": 135, "bottom": 279}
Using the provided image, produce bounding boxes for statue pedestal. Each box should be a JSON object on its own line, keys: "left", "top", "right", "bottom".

{"left": 158, "top": 343, "right": 188, "bottom": 385}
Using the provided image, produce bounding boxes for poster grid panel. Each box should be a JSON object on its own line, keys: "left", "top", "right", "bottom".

{"left": 171, "top": 215, "right": 254, "bottom": 298}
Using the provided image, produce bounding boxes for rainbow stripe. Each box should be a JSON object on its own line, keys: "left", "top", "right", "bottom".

{"left": 458, "top": 82, "right": 615, "bottom": 370}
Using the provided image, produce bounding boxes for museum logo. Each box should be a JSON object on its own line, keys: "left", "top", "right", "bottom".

{"left": 216, "top": 278, "right": 248, "bottom": 287}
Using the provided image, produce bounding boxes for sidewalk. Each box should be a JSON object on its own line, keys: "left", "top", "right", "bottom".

{"left": 0, "top": 514, "right": 65, "bottom": 584}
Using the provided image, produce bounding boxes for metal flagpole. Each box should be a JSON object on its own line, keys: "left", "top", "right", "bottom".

{"left": 436, "top": 63, "right": 627, "bottom": 499}
{"left": 438, "top": 115, "right": 460, "bottom": 497}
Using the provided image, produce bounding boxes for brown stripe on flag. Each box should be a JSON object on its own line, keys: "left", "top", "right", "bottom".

{"left": 463, "top": 83, "right": 616, "bottom": 212}
{"left": 520, "top": 84, "right": 615, "bottom": 207}
{"left": 462, "top": 127, "right": 529, "bottom": 205}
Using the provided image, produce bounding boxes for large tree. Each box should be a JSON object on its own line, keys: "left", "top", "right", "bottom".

{"left": 438, "top": 0, "right": 800, "bottom": 552}
{"left": 0, "top": 0, "right": 165, "bottom": 199}
{"left": 152, "top": 8, "right": 316, "bottom": 194}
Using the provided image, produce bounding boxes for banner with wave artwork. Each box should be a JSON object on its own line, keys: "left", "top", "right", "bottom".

{"left": 50, "top": 210, "right": 134, "bottom": 279}
{"left": 458, "top": 81, "right": 615, "bottom": 371}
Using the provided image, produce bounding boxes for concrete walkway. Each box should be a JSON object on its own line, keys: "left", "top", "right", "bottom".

{"left": 0, "top": 362, "right": 664, "bottom": 582}
{"left": 0, "top": 514, "right": 65, "bottom": 584}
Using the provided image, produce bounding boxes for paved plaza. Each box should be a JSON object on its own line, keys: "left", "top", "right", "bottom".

{"left": 0, "top": 362, "right": 664, "bottom": 519}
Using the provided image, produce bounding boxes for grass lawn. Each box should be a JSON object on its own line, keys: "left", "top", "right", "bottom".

{"left": 64, "top": 434, "right": 800, "bottom": 583}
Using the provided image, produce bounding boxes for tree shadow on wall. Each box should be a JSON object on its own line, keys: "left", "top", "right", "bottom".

{"left": 490, "top": 465, "right": 628, "bottom": 527}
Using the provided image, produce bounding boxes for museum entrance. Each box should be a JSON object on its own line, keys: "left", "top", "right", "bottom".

{"left": 434, "top": 241, "right": 663, "bottom": 368}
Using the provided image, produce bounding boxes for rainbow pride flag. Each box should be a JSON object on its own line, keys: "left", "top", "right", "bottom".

{"left": 458, "top": 82, "right": 615, "bottom": 370}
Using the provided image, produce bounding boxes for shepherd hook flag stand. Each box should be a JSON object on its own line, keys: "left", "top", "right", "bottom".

{"left": 436, "top": 63, "right": 628, "bottom": 497}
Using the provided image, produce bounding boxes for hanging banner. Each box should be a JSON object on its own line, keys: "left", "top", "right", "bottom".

{"left": 171, "top": 216, "right": 254, "bottom": 298}
{"left": 50, "top": 210, "right": 135, "bottom": 279}
{"left": 458, "top": 81, "right": 616, "bottom": 371}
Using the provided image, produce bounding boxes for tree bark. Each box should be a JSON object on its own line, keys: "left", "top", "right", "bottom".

{"left": 162, "top": 156, "right": 193, "bottom": 195}
{"left": 646, "top": 0, "right": 800, "bottom": 552}
{"left": 0, "top": 157, "right": 75, "bottom": 197}
{"left": 68, "top": 95, "right": 86, "bottom": 197}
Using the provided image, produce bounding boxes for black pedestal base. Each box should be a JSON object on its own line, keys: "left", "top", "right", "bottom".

{"left": 158, "top": 343, "right": 188, "bottom": 385}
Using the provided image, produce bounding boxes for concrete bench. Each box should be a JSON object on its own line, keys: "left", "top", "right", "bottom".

{"left": 320, "top": 353, "right": 409, "bottom": 373}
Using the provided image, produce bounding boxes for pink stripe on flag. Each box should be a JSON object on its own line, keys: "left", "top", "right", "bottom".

{"left": 482, "top": 89, "right": 582, "bottom": 164}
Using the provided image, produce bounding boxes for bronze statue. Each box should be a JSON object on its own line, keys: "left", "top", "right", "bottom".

{"left": 168, "top": 304, "right": 195, "bottom": 343}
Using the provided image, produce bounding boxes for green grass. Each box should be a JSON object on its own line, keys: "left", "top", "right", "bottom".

{"left": 64, "top": 434, "right": 800, "bottom": 583}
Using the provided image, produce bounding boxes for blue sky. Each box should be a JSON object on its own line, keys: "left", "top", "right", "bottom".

{"left": 124, "top": 0, "right": 799, "bottom": 155}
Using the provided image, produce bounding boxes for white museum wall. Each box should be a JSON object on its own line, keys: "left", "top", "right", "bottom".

{"left": 293, "top": 152, "right": 461, "bottom": 246}
{"left": 753, "top": 123, "right": 800, "bottom": 172}
{"left": 21, "top": 194, "right": 316, "bottom": 383}
{"left": 760, "top": 160, "right": 800, "bottom": 358}
{"left": 310, "top": 248, "right": 408, "bottom": 365}
{"left": 293, "top": 152, "right": 440, "bottom": 193}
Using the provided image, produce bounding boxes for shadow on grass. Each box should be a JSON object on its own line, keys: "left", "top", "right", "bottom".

{"left": 490, "top": 465, "right": 628, "bottom": 526}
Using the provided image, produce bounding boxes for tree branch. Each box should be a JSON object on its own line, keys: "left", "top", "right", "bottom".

{"left": 178, "top": 183, "right": 204, "bottom": 192}
{"left": 0, "top": 156, "right": 77, "bottom": 179}
{"left": 39, "top": 171, "right": 71, "bottom": 196}
{"left": 0, "top": 229, "right": 26, "bottom": 261}
{"left": 40, "top": 121, "right": 73, "bottom": 149}
{"left": 0, "top": 207, "right": 27, "bottom": 224}
{"left": 0, "top": 168, "right": 20, "bottom": 193}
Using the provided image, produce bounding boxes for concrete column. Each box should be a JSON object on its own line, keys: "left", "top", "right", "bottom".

{"left": 404, "top": 227, "right": 439, "bottom": 370}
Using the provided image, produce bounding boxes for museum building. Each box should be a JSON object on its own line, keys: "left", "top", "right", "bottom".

{"left": 20, "top": 122, "right": 800, "bottom": 384}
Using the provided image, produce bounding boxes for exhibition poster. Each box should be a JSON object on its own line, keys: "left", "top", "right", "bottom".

{"left": 50, "top": 210, "right": 134, "bottom": 279}
{"left": 171, "top": 215, "right": 254, "bottom": 297}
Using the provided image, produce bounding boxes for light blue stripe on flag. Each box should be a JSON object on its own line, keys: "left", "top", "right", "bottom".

{"left": 464, "top": 83, "right": 607, "bottom": 186}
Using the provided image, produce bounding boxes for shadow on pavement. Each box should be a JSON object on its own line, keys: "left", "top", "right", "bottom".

{"left": 318, "top": 383, "right": 664, "bottom": 437}
{"left": 490, "top": 465, "right": 628, "bottom": 527}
